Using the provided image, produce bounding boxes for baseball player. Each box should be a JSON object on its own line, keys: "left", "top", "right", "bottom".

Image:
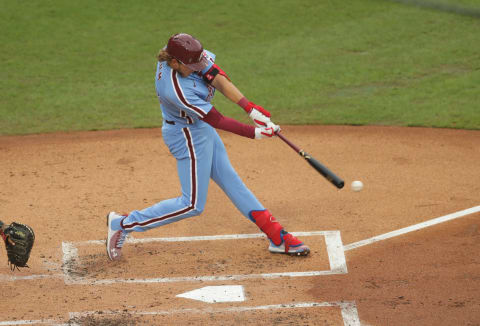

{"left": 107, "top": 33, "right": 310, "bottom": 261}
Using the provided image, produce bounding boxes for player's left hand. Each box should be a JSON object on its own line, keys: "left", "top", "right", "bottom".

{"left": 247, "top": 102, "right": 272, "bottom": 128}
{"left": 254, "top": 123, "right": 280, "bottom": 139}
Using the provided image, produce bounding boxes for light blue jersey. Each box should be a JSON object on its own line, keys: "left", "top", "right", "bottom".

{"left": 155, "top": 50, "right": 216, "bottom": 126}
{"left": 121, "top": 50, "right": 264, "bottom": 232}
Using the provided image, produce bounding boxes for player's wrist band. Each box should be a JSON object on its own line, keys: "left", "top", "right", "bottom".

{"left": 237, "top": 97, "right": 250, "bottom": 113}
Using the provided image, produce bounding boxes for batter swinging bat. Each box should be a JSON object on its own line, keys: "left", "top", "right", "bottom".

{"left": 276, "top": 132, "right": 344, "bottom": 189}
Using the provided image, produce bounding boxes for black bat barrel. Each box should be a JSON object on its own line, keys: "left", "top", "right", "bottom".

{"left": 301, "top": 151, "right": 344, "bottom": 189}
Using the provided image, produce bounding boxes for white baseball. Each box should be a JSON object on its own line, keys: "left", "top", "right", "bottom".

{"left": 351, "top": 180, "right": 363, "bottom": 192}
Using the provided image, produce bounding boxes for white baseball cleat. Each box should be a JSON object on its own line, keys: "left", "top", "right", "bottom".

{"left": 106, "top": 212, "right": 128, "bottom": 261}
{"left": 268, "top": 230, "right": 310, "bottom": 256}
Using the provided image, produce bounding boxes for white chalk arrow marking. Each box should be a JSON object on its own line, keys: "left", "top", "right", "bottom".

{"left": 176, "top": 285, "right": 245, "bottom": 303}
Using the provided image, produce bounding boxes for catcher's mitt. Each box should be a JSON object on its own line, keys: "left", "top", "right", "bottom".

{"left": 0, "top": 221, "right": 35, "bottom": 271}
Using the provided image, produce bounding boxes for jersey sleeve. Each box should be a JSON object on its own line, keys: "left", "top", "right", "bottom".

{"left": 202, "top": 107, "right": 255, "bottom": 138}
{"left": 200, "top": 50, "right": 216, "bottom": 74}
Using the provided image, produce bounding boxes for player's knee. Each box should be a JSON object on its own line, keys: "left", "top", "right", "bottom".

{"left": 179, "top": 196, "right": 205, "bottom": 216}
{"left": 190, "top": 207, "right": 204, "bottom": 216}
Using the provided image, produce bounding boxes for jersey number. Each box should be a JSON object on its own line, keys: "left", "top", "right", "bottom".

{"left": 157, "top": 63, "right": 163, "bottom": 80}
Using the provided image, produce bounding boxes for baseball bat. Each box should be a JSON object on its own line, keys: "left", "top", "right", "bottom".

{"left": 276, "top": 132, "right": 344, "bottom": 189}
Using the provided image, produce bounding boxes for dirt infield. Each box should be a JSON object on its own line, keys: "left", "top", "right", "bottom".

{"left": 0, "top": 125, "right": 479, "bottom": 325}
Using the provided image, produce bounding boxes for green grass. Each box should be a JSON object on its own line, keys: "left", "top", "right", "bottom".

{"left": 1, "top": 0, "right": 479, "bottom": 135}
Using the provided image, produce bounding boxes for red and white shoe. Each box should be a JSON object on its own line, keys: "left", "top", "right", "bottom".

{"left": 268, "top": 230, "right": 310, "bottom": 256}
{"left": 106, "top": 212, "right": 128, "bottom": 261}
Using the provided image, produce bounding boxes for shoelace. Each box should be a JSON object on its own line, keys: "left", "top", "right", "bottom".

{"left": 115, "top": 231, "right": 127, "bottom": 249}
{"left": 282, "top": 232, "right": 304, "bottom": 252}
{"left": 282, "top": 232, "right": 292, "bottom": 252}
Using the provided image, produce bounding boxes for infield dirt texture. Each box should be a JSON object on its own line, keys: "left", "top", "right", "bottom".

{"left": 0, "top": 126, "right": 479, "bottom": 325}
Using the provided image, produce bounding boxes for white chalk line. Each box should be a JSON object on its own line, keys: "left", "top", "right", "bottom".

{"left": 344, "top": 205, "right": 480, "bottom": 251}
{"left": 325, "top": 231, "right": 348, "bottom": 273}
{"left": 0, "top": 274, "right": 64, "bottom": 282}
{"left": 62, "top": 231, "right": 347, "bottom": 285}
{"left": 83, "top": 270, "right": 340, "bottom": 285}
{"left": 77, "top": 231, "right": 332, "bottom": 246}
{"left": 0, "top": 301, "right": 359, "bottom": 326}
{"left": 0, "top": 320, "right": 65, "bottom": 326}
{"left": 68, "top": 301, "right": 360, "bottom": 326}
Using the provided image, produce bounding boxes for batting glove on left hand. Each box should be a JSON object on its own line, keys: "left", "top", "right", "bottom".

{"left": 255, "top": 123, "right": 280, "bottom": 139}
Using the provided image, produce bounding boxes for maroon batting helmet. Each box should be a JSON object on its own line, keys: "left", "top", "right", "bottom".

{"left": 166, "top": 33, "right": 208, "bottom": 71}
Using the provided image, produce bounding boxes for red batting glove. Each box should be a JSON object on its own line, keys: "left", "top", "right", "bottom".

{"left": 237, "top": 97, "right": 272, "bottom": 128}
{"left": 237, "top": 97, "right": 271, "bottom": 116}
{"left": 244, "top": 102, "right": 270, "bottom": 116}
{"left": 249, "top": 106, "right": 272, "bottom": 127}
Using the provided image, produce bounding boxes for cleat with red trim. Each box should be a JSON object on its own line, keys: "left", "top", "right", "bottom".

{"left": 268, "top": 230, "right": 310, "bottom": 256}
{"left": 249, "top": 210, "right": 310, "bottom": 256}
{"left": 106, "top": 212, "right": 128, "bottom": 261}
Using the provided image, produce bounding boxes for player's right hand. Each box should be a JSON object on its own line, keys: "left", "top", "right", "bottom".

{"left": 247, "top": 103, "right": 272, "bottom": 128}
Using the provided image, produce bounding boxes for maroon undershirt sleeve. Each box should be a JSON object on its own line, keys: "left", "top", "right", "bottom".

{"left": 201, "top": 107, "right": 255, "bottom": 139}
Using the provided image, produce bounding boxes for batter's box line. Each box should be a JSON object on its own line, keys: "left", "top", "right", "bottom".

{"left": 67, "top": 301, "right": 360, "bottom": 326}
{"left": 61, "top": 231, "right": 347, "bottom": 285}
{"left": 0, "top": 301, "right": 360, "bottom": 326}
